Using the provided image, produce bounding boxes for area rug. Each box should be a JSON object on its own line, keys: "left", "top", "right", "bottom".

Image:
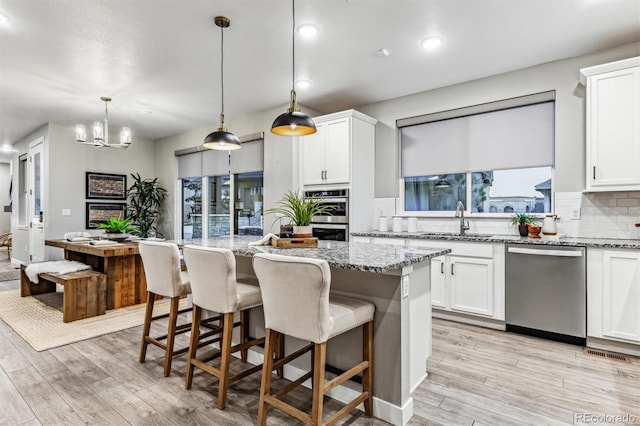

{"left": 0, "top": 289, "right": 188, "bottom": 351}
{"left": 0, "top": 259, "right": 19, "bottom": 281}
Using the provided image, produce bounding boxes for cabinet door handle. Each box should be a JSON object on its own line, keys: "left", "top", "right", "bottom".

{"left": 593, "top": 166, "right": 596, "bottom": 180}
{"left": 451, "top": 263, "right": 454, "bottom": 275}
{"left": 440, "top": 263, "right": 444, "bottom": 274}
{"left": 323, "top": 170, "right": 327, "bottom": 180}
{"left": 320, "top": 171, "right": 323, "bottom": 181}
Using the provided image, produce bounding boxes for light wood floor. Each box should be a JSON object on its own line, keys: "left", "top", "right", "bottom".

{"left": 0, "top": 278, "right": 638, "bottom": 426}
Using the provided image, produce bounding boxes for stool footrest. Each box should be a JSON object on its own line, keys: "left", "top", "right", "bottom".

{"left": 324, "top": 392, "right": 370, "bottom": 426}
{"left": 264, "top": 395, "right": 311, "bottom": 424}
{"left": 324, "top": 361, "right": 369, "bottom": 393}
{"left": 272, "top": 371, "right": 313, "bottom": 400}
{"left": 272, "top": 342, "right": 313, "bottom": 371}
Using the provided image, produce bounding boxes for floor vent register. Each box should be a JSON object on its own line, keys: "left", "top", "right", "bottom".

{"left": 583, "top": 348, "right": 631, "bottom": 363}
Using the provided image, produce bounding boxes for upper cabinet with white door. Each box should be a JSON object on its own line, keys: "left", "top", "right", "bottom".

{"left": 300, "top": 109, "right": 377, "bottom": 186}
{"left": 581, "top": 57, "right": 640, "bottom": 191}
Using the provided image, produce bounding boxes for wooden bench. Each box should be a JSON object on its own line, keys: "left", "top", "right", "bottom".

{"left": 20, "top": 265, "right": 107, "bottom": 323}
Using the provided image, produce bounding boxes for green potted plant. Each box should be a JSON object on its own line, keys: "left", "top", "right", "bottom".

{"left": 127, "top": 173, "right": 168, "bottom": 238}
{"left": 510, "top": 213, "right": 539, "bottom": 237}
{"left": 265, "top": 190, "right": 333, "bottom": 237}
{"left": 98, "top": 217, "right": 138, "bottom": 241}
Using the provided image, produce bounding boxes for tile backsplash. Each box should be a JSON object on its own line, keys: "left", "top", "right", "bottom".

{"left": 373, "top": 191, "right": 640, "bottom": 240}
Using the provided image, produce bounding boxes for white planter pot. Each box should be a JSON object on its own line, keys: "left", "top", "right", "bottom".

{"left": 292, "top": 225, "right": 312, "bottom": 238}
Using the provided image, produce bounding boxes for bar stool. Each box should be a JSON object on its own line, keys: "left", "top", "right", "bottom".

{"left": 252, "top": 252, "right": 375, "bottom": 425}
{"left": 182, "top": 245, "right": 266, "bottom": 410}
{"left": 138, "top": 241, "right": 197, "bottom": 377}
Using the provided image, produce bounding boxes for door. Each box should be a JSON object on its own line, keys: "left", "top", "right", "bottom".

{"left": 602, "top": 250, "right": 640, "bottom": 342}
{"left": 28, "top": 138, "right": 45, "bottom": 262}
{"left": 449, "top": 256, "right": 494, "bottom": 316}
{"left": 430, "top": 257, "right": 447, "bottom": 308}
{"left": 588, "top": 67, "right": 640, "bottom": 188}
{"left": 323, "top": 118, "right": 350, "bottom": 184}
{"left": 301, "top": 122, "right": 326, "bottom": 185}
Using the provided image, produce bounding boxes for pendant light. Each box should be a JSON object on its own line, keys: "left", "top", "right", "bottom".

{"left": 270, "top": 0, "right": 316, "bottom": 136}
{"left": 203, "top": 16, "right": 241, "bottom": 150}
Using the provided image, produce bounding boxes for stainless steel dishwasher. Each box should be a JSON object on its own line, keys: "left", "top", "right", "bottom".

{"left": 505, "top": 243, "right": 586, "bottom": 346}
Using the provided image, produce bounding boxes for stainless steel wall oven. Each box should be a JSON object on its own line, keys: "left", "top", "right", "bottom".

{"left": 304, "top": 189, "right": 349, "bottom": 241}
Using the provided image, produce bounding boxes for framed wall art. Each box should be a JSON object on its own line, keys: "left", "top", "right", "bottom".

{"left": 86, "top": 172, "right": 127, "bottom": 200}
{"left": 86, "top": 202, "right": 127, "bottom": 229}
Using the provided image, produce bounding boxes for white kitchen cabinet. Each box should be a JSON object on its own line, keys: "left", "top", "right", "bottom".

{"left": 302, "top": 118, "right": 350, "bottom": 185}
{"left": 581, "top": 57, "right": 640, "bottom": 191}
{"left": 300, "top": 110, "right": 376, "bottom": 187}
{"left": 588, "top": 248, "right": 640, "bottom": 346}
{"left": 414, "top": 239, "right": 505, "bottom": 324}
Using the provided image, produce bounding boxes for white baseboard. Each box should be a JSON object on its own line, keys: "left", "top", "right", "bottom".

{"left": 433, "top": 310, "right": 506, "bottom": 330}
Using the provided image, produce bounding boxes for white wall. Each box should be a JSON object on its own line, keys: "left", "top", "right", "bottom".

{"left": 0, "top": 163, "right": 10, "bottom": 232}
{"left": 358, "top": 41, "right": 640, "bottom": 198}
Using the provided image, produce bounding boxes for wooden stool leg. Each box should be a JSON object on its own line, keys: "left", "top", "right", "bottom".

{"left": 276, "top": 332, "right": 284, "bottom": 378}
{"left": 311, "top": 342, "right": 326, "bottom": 426}
{"left": 163, "top": 296, "right": 180, "bottom": 377}
{"left": 185, "top": 305, "right": 202, "bottom": 389}
{"left": 257, "top": 329, "right": 277, "bottom": 426}
{"left": 139, "top": 291, "right": 156, "bottom": 363}
{"left": 363, "top": 321, "right": 374, "bottom": 416}
{"left": 217, "top": 312, "right": 235, "bottom": 410}
{"left": 240, "top": 309, "right": 249, "bottom": 362}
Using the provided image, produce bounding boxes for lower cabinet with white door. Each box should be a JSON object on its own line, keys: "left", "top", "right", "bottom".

{"left": 587, "top": 247, "right": 640, "bottom": 356}
{"left": 409, "top": 239, "right": 505, "bottom": 329}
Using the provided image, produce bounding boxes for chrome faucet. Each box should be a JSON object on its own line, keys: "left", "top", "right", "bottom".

{"left": 455, "top": 201, "right": 470, "bottom": 235}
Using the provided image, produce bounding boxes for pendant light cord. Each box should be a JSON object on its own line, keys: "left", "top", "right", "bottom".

{"left": 220, "top": 22, "right": 225, "bottom": 125}
{"left": 291, "top": 0, "right": 296, "bottom": 91}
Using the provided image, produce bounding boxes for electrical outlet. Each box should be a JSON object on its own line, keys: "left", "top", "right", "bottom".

{"left": 402, "top": 275, "right": 410, "bottom": 298}
{"left": 570, "top": 208, "right": 581, "bottom": 220}
{"left": 62, "top": 209, "right": 71, "bottom": 216}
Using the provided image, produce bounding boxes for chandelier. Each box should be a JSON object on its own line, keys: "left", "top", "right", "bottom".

{"left": 75, "top": 96, "right": 132, "bottom": 148}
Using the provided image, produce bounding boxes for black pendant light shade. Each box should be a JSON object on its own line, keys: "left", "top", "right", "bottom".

{"left": 204, "top": 16, "right": 241, "bottom": 150}
{"left": 203, "top": 121, "right": 242, "bottom": 150}
{"left": 271, "top": 0, "right": 316, "bottom": 136}
{"left": 271, "top": 91, "right": 317, "bottom": 136}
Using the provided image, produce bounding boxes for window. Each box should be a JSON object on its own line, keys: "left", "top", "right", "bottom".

{"left": 398, "top": 92, "right": 555, "bottom": 215}
{"left": 176, "top": 134, "right": 264, "bottom": 238}
{"left": 181, "top": 178, "right": 201, "bottom": 239}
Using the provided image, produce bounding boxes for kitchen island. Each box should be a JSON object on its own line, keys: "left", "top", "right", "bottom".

{"left": 176, "top": 236, "right": 450, "bottom": 426}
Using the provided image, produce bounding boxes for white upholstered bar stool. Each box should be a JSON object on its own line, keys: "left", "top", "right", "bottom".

{"left": 138, "top": 241, "right": 195, "bottom": 377}
{"left": 252, "top": 252, "right": 375, "bottom": 426}
{"left": 182, "top": 245, "right": 267, "bottom": 410}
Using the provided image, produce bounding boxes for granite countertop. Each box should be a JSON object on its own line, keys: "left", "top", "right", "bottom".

{"left": 172, "top": 235, "right": 450, "bottom": 273}
{"left": 351, "top": 231, "right": 640, "bottom": 249}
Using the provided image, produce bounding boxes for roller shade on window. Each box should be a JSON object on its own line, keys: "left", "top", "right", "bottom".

{"left": 178, "top": 152, "right": 202, "bottom": 179}
{"left": 175, "top": 132, "right": 264, "bottom": 178}
{"left": 230, "top": 140, "right": 264, "bottom": 174}
{"left": 202, "top": 150, "right": 229, "bottom": 177}
{"left": 399, "top": 91, "right": 555, "bottom": 177}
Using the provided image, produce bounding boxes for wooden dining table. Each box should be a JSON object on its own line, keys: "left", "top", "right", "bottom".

{"left": 45, "top": 239, "right": 147, "bottom": 310}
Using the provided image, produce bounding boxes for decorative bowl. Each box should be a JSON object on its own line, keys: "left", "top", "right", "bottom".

{"left": 103, "top": 233, "right": 131, "bottom": 242}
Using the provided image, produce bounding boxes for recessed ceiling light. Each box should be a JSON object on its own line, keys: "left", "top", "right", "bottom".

{"left": 297, "top": 24, "right": 318, "bottom": 38}
{"left": 0, "top": 12, "right": 11, "bottom": 25}
{"left": 421, "top": 36, "right": 443, "bottom": 50}
{"left": 295, "top": 80, "right": 311, "bottom": 90}
{"left": 376, "top": 48, "right": 391, "bottom": 57}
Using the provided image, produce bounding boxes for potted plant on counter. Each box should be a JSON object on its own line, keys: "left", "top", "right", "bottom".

{"left": 510, "top": 213, "right": 539, "bottom": 237}
{"left": 265, "top": 190, "right": 333, "bottom": 237}
{"left": 98, "top": 217, "right": 138, "bottom": 241}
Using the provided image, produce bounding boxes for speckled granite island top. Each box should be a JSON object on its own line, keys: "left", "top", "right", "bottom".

{"left": 172, "top": 235, "right": 450, "bottom": 273}
{"left": 352, "top": 231, "right": 640, "bottom": 249}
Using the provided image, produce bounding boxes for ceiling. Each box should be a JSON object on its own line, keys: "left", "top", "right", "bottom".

{"left": 0, "top": 0, "right": 639, "bottom": 158}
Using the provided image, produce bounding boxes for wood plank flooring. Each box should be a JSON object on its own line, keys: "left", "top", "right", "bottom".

{"left": 0, "top": 278, "right": 638, "bottom": 425}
